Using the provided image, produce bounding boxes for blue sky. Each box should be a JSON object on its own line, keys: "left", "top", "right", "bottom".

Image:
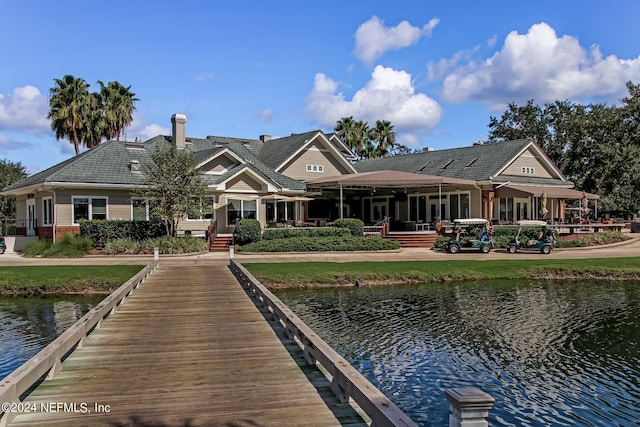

{"left": 1, "top": 0, "right": 639, "bottom": 174}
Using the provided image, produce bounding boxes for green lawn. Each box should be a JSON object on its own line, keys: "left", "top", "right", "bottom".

{"left": 0, "top": 265, "right": 145, "bottom": 295}
{"left": 243, "top": 258, "right": 640, "bottom": 287}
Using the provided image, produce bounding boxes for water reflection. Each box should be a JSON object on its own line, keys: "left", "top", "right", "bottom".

{"left": 0, "top": 295, "right": 104, "bottom": 380}
{"left": 275, "top": 280, "right": 640, "bottom": 427}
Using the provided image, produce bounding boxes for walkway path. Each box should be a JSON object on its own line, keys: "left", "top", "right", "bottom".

{"left": 8, "top": 261, "right": 368, "bottom": 426}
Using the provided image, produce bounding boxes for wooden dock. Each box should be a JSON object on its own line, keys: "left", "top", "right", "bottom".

{"left": 7, "top": 261, "right": 368, "bottom": 426}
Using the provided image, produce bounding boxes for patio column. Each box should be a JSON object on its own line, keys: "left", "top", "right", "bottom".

{"left": 339, "top": 185, "right": 344, "bottom": 219}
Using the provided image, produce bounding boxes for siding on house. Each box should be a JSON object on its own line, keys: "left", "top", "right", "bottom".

{"left": 500, "top": 148, "right": 555, "bottom": 178}
{"left": 202, "top": 154, "right": 237, "bottom": 174}
{"left": 280, "top": 140, "right": 352, "bottom": 181}
{"left": 226, "top": 173, "right": 265, "bottom": 192}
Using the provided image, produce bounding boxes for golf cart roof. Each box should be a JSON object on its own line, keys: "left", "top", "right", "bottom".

{"left": 515, "top": 220, "right": 548, "bottom": 227}
{"left": 453, "top": 218, "right": 489, "bottom": 225}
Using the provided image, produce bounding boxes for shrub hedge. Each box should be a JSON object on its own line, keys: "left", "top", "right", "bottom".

{"left": 80, "top": 219, "right": 165, "bottom": 248}
{"left": 234, "top": 219, "right": 261, "bottom": 245}
{"left": 334, "top": 218, "right": 364, "bottom": 236}
{"left": 262, "top": 227, "right": 351, "bottom": 240}
{"left": 103, "top": 236, "right": 208, "bottom": 255}
{"left": 237, "top": 236, "right": 400, "bottom": 252}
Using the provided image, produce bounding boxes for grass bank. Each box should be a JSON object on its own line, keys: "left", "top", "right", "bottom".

{"left": 0, "top": 265, "right": 145, "bottom": 295}
{"left": 243, "top": 258, "right": 640, "bottom": 288}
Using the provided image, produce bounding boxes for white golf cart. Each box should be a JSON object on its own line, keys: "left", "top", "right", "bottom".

{"left": 445, "top": 218, "right": 494, "bottom": 254}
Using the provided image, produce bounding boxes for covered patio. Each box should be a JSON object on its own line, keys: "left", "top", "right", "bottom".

{"left": 494, "top": 184, "right": 600, "bottom": 224}
{"left": 306, "top": 170, "right": 478, "bottom": 231}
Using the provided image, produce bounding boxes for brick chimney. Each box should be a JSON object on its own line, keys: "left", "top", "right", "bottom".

{"left": 171, "top": 114, "right": 187, "bottom": 149}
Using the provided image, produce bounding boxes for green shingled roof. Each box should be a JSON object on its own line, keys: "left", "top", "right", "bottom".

{"left": 2, "top": 133, "right": 308, "bottom": 194}
{"left": 355, "top": 139, "right": 565, "bottom": 182}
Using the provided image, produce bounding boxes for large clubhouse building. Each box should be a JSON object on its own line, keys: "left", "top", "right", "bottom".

{"left": 2, "top": 114, "right": 599, "bottom": 247}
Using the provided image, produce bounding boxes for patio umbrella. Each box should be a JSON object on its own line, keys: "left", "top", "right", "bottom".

{"left": 581, "top": 192, "right": 589, "bottom": 218}
{"left": 540, "top": 191, "right": 549, "bottom": 218}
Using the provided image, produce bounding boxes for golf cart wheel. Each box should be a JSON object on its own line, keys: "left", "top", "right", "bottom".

{"left": 0, "top": 247, "right": 4, "bottom": 255}
{"left": 448, "top": 244, "right": 460, "bottom": 254}
{"left": 507, "top": 245, "right": 517, "bottom": 254}
{"left": 541, "top": 245, "right": 552, "bottom": 254}
{"left": 480, "top": 244, "right": 491, "bottom": 254}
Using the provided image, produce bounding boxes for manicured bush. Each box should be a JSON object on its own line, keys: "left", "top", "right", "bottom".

{"left": 556, "top": 231, "right": 628, "bottom": 248}
{"left": 262, "top": 227, "right": 351, "bottom": 240}
{"left": 334, "top": 218, "right": 364, "bottom": 236}
{"left": 237, "top": 236, "right": 400, "bottom": 252}
{"left": 80, "top": 219, "right": 165, "bottom": 248}
{"left": 434, "top": 236, "right": 450, "bottom": 249}
{"left": 234, "top": 219, "right": 261, "bottom": 246}
{"left": 103, "top": 236, "right": 208, "bottom": 255}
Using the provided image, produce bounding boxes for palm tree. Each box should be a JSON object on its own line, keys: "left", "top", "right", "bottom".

{"left": 48, "top": 75, "right": 91, "bottom": 155}
{"left": 334, "top": 116, "right": 356, "bottom": 153}
{"left": 370, "top": 120, "right": 396, "bottom": 157}
{"left": 352, "top": 120, "right": 370, "bottom": 159}
{"left": 99, "top": 81, "right": 139, "bottom": 141}
{"left": 81, "top": 92, "right": 107, "bottom": 149}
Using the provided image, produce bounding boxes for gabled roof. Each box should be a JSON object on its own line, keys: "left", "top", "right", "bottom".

{"left": 251, "top": 130, "right": 357, "bottom": 174}
{"left": 2, "top": 134, "right": 307, "bottom": 195}
{"left": 354, "top": 139, "right": 567, "bottom": 183}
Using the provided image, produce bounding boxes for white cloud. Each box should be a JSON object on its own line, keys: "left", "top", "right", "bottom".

{"left": 194, "top": 72, "right": 214, "bottom": 82}
{"left": 305, "top": 65, "right": 442, "bottom": 133}
{"left": 256, "top": 108, "right": 274, "bottom": 123}
{"left": 354, "top": 16, "right": 439, "bottom": 65}
{"left": 136, "top": 123, "right": 170, "bottom": 140}
{"left": 0, "top": 85, "right": 50, "bottom": 133}
{"left": 438, "top": 22, "right": 640, "bottom": 106}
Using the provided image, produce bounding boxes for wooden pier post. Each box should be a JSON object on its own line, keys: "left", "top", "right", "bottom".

{"left": 445, "top": 387, "right": 494, "bottom": 427}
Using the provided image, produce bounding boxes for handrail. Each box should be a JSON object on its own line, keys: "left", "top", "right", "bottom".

{"left": 229, "top": 259, "right": 417, "bottom": 427}
{"left": 0, "top": 261, "right": 158, "bottom": 427}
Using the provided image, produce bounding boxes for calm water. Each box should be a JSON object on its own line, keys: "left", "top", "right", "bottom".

{"left": 275, "top": 280, "right": 640, "bottom": 427}
{"left": 0, "top": 295, "right": 104, "bottom": 381}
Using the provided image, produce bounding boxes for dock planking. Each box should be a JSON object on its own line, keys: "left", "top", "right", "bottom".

{"left": 9, "top": 261, "right": 368, "bottom": 426}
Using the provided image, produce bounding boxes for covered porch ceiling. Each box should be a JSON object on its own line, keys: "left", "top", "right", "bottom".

{"left": 495, "top": 184, "right": 600, "bottom": 200}
{"left": 307, "top": 170, "right": 477, "bottom": 190}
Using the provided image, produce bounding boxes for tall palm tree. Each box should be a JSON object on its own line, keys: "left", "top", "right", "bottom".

{"left": 334, "top": 116, "right": 356, "bottom": 154}
{"left": 352, "top": 120, "right": 370, "bottom": 160}
{"left": 48, "top": 75, "right": 90, "bottom": 155}
{"left": 370, "top": 120, "right": 396, "bottom": 157}
{"left": 99, "top": 80, "right": 139, "bottom": 141}
{"left": 81, "top": 92, "right": 107, "bottom": 149}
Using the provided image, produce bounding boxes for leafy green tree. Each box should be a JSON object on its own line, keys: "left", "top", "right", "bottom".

{"left": 487, "top": 83, "right": 640, "bottom": 217}
{"left": 139, "top": 146, "right": 207, "bottom": 237}
{"left": 48, "top": 75, "right": 91, "bottom": 155}
{"left": 0, "top": 159, "right": 27, "bottom": 218}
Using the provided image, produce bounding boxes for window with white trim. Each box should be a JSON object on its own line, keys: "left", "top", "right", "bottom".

{"left": 72, "top": 196, "right": 108, "bottom": 223}
{"left": 227, "top": 199, "right": 257, "bottom": 226}
{"left": 521, "top": 166, "right": 536, "bottom": 174}
{"left": 187, "top": 197, "right": 214, "bottom": 220}
{"left": 306, "top": 164, "right": 324, "bottom": 173}
{"left": 42, "top": 197, "right": 53, "bottom": 226}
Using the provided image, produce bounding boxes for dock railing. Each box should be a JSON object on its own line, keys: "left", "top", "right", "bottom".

{"left": 230, "top": 259, "right": 417, "bottom": 427}
{"left": 0, "top": 261, "right": 158, "bottom": 427}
